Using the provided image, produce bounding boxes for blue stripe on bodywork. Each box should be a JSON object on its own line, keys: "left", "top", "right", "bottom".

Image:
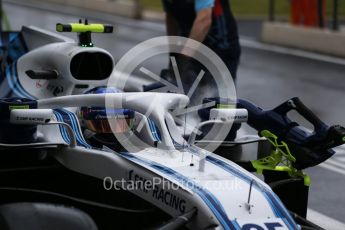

{"left": 5, "top": 65, "right": 25, "bottom": 98}
{"left": 61, "top": 109, "right": 92, "bottom": 148}
{"left": 120, "top": 152, "right": 238, "bottom": 230}
{"left": 148, "top": 119, "right": 161, "bottom": 141}
{"left": 54, "top": 109, "right": 91, "bottom": 149}
{"left": 53, "top": 110, "right": 71, "bottom": 144}
{"left": 1, "top": 32, "right": 32, "bottom": 99}
{"left": 6, "top": 62, "right": 35, "bottom": 99}
{"left": 57, "top": 109, "right": 90, "bottom": 147}
{"left": 206, "top": 155, "right": 296, "bottom": 229}
{"left": 171, "top": 143, "right": 296, "bottom": 229}
{"left": 232, "top": 220, "right": 242, "bottom": 229}
{"left": 11, "top": 62, "right": 35, "bottom": 99}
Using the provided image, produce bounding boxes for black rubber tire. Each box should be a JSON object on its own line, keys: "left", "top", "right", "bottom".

{"left": 0, "top": 203, "right": 98, "bottom": 230}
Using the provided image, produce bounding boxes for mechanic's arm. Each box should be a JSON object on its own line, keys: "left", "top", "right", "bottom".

{"left": 182, "top": 6, "right": 213, "bottom": 57}
{"left": 188, "top": 8, "right": 212, "bottom": 43}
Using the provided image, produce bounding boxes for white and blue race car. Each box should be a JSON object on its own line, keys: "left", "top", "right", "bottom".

{"left": 0, "top": 21, "right": 343, "bottom": 230}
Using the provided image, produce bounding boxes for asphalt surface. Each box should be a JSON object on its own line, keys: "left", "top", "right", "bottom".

{"left": 3, "top": 1, "right": 345, "bottom": 227}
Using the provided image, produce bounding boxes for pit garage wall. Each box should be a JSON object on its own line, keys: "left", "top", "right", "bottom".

{"left": 262, "top": 21, "right": 345, "bottom": 58}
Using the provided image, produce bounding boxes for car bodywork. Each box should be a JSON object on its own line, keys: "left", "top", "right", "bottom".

{"left": 0, "top": 24, "right": 343, "bottom": 230}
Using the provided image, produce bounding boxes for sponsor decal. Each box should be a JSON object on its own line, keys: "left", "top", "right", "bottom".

{"left": 128, "top": 170, "right": 186, "bottom": 213}
{"left": 36, "top": 80, "right": 45, "bottom": 88}
{"left": 103, "top": 170, "right": 187, "bottom": 214}
{"left": 15, "top": 116, "right": 44, "bottom": 123}
{"left": 152, "top": 185, "right": 186, "bottom": 213}
{"left": 9, "top": 105, "right": 30, "bottom": 110}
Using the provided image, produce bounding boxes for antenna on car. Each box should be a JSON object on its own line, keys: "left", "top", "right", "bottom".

{"left": 56, "top": 19, "right": 114, "bottom": 47}
{"left": 245, "top": 179, "right": 255, "bottom": 214}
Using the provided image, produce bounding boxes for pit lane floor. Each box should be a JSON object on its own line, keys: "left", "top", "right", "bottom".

{"left": 3, "top": 1, "right": 345, "bottom": 228}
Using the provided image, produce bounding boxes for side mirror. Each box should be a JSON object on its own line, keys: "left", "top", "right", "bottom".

{"left": 209, "top": 108, "right": 248, "bottom": 123}
{"left": 10, "top": 109, "right": 54, "bottom": 125}
{"left": 10, "top": 109, "right": 76, "bottom": 148}
{"left": 188, "top": 109, "right": 249, "bottom": 146}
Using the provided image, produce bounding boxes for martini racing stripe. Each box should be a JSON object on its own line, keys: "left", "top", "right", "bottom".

{"left": 2, "top": 31, "right": 32, "bottom": 99}
{"left": 176, "top": 145, "right": 296, "bottom": 229}
{"left": 54, "top": 109, "right": 92, "bottom": 148}
{"left": 11, "top": 62, "right": 35, "bottom": 99}
{"left": 59, "top": 109, "right": 92, "bottom": 148}
{"left": 53, "top": 110, "right": 71, "bottom": 144}
{"left": 6, "top": 64, "right": 27, "bottom": 98}
{"left": 120, "top": 152, "right": 237, "bottom": 230}
{"left": 206, "top": 155, "right": 297, "bottom": 229}
{"left": 6, "top": 62, "right": 35, "bottom": 99}
{"left": 8, "top": 33, "right": 27, "bottom": 61}
{"left": 148, "top": 118, "right": 161, "bottom": 141}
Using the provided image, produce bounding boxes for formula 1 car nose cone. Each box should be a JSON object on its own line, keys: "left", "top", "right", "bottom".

{"left": 0, "top": 98, "right": 38, "bottom": 144}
